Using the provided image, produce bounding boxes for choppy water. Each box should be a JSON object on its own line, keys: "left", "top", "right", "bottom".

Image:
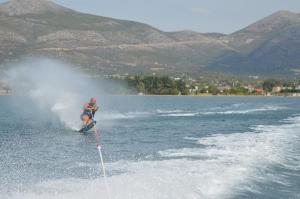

{"left": 0, "top": 96, "right": 299, "bottom": 199}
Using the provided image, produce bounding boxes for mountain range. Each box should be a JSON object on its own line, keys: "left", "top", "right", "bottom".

{"left": 1, "top": 0, "right": 300, "bottom": 77}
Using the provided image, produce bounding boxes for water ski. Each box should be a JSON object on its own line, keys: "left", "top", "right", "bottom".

{"left": 78, "top": 120, "right": 97, "bottom": 133}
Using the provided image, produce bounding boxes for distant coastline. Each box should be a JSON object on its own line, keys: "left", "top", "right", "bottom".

{"left": 123, "top": 93, "right": 300, "bottom": 97}
{"left": 3, "top": 93, "right": 298, "bottom": 97}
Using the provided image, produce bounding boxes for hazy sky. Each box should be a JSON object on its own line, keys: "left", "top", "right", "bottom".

{"left": 1, "top": 0, "right": 300, "bottom": 33}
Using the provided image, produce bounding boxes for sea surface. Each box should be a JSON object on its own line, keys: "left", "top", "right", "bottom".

{"left": 0, "top": 96, "right": 299, "bottom": 199}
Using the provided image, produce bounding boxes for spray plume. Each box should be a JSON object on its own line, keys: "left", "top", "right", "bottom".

{"left": 4, "top": 57, "right": 105, "bottom": 130}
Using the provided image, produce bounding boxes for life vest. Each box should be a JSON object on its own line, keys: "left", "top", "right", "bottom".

{"left": 88, "top": 103, "right": 98, "bottom": 113}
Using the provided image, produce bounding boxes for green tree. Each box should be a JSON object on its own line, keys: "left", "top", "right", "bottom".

{"left": 177, "top": 80, "right": 188, "bottom": 95}
{"left": 229, "top": 87, "right": 248, "bottom": 95}
{"left": 136, "top": 82, "right": 145, "bottom": 93}
{"left": 263, "top": 79, "right": 281, "bottom": 92}
{"left": 208, "top": 85, "right": 219, "bottom": 95}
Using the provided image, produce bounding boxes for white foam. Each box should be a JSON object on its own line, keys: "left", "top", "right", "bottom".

{"left": 160, "top": 113, "right": 198, "bottom": 117}
{"left": 202, "top": 105, "right": 285, "bottom": 115}
{"left": 160, "top": 116, "right": 300, "bottom": 196}
{"left": 156, "top": 109, "right": 185, "bottom": 114}
{"left": 4, "top": 116, "right": 300, "bottom": 199}
{"left": 157, "top": 105, "right": 285, "bottom": 117}
{"left": 50, "top": 92, "right": 82, "bottom": 130}
{"left": 157, "top": 110, "right": 198, "bottom": 117}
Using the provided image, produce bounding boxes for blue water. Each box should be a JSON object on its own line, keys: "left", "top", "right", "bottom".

{"left": 0, "top": 96, "right": 299, "bottom": 199}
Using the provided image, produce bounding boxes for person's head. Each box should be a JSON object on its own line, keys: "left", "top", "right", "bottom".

{"left": 90, "top": 97, "right": 97, "bottom": 104}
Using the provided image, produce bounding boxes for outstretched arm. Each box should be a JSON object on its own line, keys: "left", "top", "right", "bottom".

{"left": 94, "top": 106, "right": 99, "bottom": 112}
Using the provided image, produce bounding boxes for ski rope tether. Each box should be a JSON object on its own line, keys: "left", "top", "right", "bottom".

{"left": 93, "top": 125, "right": 112, "bottom": 199}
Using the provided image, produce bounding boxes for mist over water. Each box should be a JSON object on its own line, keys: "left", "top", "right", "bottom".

{"left": 3, "top": 58, "right": 122, "bottom": 130}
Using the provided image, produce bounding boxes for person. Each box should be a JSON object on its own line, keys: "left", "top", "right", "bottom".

{"left": 88, "top": 97, "right": 99, "bottom": 117}
{"left": 81, "top": 97, "right": 99, "bottom": 126}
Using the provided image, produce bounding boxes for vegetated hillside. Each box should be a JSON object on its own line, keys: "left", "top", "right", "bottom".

{"left": 0, "top": 0, "right": 299, "bottom": 77}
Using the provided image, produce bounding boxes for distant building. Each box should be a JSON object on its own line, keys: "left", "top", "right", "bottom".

{"left": 246, "top": 85, "right": 255, "bottom": 92}
{"left": 266, "top": 92, "right": 272, "bottom": 96}
{"left": 248, "top": 75, "right": 259, "bottom": 80}
{"left": 217, "top": 85, "right": 232, "bottom": 92}
{"left": 272, "top": 86, "right": 282, "bottom": 93}
{"left": 0, "top": 83, "right": 12, "bottom": 95}
{"left": 0, "top": 89, "right": 6, "bottom": 94}
{"left": 255, "top": 88, "right": 264, "bottom": 94}
{"left": 189, "top": 86, "right": 199, "bottom": 93}
{"left": 0, "top": 88, "right": 12, "bottom": 95}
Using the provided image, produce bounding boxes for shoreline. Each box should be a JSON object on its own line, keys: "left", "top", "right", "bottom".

{"left": 129, "top": 95, "right": 300, "bottom": 97}
{"left": 1, "top": 93, "right": 299, "bottom": 97}
{"left": 0, "top": 93, "right": 12, "bottom": 96}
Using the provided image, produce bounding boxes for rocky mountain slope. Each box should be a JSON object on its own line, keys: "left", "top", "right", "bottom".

{"left": 0, "top": 0, "right": 299, "bottom": 76}
{"left": 210, "top": 11, "right": 300, "bottom": 75}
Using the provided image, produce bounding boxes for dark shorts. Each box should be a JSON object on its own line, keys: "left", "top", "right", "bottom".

{"left": 81, "top": 111, "right": 93, "bottom": 120}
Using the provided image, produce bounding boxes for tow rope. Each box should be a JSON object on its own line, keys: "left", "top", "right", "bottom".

{"left": 93, "top": 125, "right": 112, "bottom": 199}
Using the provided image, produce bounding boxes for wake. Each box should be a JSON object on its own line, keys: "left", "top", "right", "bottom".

{"left": 4, "top": 115, "right": 300, "bottom": 199}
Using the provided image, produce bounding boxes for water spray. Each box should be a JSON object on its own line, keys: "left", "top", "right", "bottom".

{"left": 93, "top": 126, "right": 112, "bottom": 199}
